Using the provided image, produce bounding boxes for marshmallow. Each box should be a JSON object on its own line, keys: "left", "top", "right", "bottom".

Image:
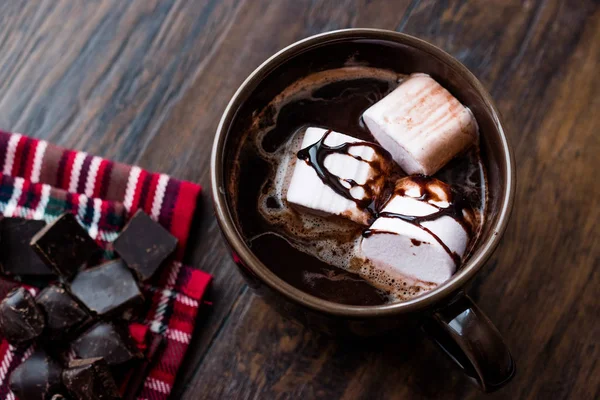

{"left": 360, "top": 177, "right": 470, "bottom": 285}
{"left": 362, "top": 73, "right": 478, "bottom": 176}
{"left": 285, "top": 127, "right": 388, "bottom": 225}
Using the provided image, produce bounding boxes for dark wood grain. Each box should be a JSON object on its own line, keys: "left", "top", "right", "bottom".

{"left": 0, "top": 1, "right": 598, "bottom": 399}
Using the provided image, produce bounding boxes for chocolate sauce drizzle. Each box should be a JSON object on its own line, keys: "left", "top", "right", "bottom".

{"left": 364, "top": 177, "right": 472, "bottom": 266}
{"left": 296, "top": 130, "right": 391, "bottom": 210}
{"left": 297, "top": 130, "right": 472, "bottom": 267}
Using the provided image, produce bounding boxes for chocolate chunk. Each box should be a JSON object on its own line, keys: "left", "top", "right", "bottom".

{"left": 0, "top": 287, "right": 45, "bottom": 344}
{"left": 114, "top": 210, "right": 178, "bottom": 281}
{"left": 70, "top": 260, "right": 143, "bottom": 316}
{"left": 0, "top": 218, "right": 54, "bottom": 276}
{"left": 0, "top": 276, "right": 22, "bottom": 300}
{"left": 63, "top": 358, "right": 121, "bottom": 400}
{"left": 71, "top": 322, "right": 143, "bottom": 366}
{"left": 30, "top": 213, "right": 102, "bottom": 278}
{"left": 36, "top": 285, "right": 92, "bottom": 340}
{"left": 9, "top": 349, "right": 63, "bottom": 400}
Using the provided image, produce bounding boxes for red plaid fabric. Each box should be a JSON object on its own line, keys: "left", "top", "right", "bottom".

{"left": 0, "top": 131, "right": 199, "bottom": 257}
{"left": 0, "top": 131, "right": 212, "bottom": 400}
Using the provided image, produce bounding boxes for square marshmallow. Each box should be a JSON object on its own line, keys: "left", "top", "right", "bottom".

{"left": 360, "top": 178, "right": 470, "bottom": 285}
{"left": 285, "top": 127, "right": 385, "bottom": 225}
{"left": 363, "top": 73, "right": 478, "bottom": 176}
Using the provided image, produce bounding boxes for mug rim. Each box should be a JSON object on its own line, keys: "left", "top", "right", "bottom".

{"left": 211, "top": 28, "right": 516, "bottom": 317}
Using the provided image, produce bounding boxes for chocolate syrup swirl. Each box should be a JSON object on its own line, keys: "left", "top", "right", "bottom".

{"left": 297, "top": 131, "right": 473, "bottom": 267}
{"left": 364, "top": 176, "right": 473, "bottom": 266}
{"left": 296, "top": 130, "right": 392, "bottom": 210}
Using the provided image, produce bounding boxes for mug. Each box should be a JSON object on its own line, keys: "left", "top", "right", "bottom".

{"left": 211, "top": 29, "right": 516, "bottom": 392}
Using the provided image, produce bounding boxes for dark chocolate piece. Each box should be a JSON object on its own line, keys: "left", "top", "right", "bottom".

{"left": 63, "top": 358, "right": 121, "bottom": 400}
{"left": 0, "top": 218, "right": 54, "bottom": 276}
{"left": 0, "top": 276, "right": 22, "bottom": 301}
{"left": 30, "top": 213, "right": 101, "bottom": 278}
{"left": 9, "top": 349, "right": 63, "bottom": 400}
{"left": 124, "top": 333, "right": 165, "bottom": 400}
{"left": 70, "top": 260, "right": 143, "bottom": 316}
{"left": 0, "top": 287, "right": 45, "bottom": 344}
{"left": 71, "top": 322, "right": 143, "bottom": 365}
{"left": 114, "top": 210, "right": 178, "bottom": 281}
{"left": 36, "top": 285, "right": 92, "bottom": 340}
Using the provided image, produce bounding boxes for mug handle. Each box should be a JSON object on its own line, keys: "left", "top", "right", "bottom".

{"left": 422, "top": 295, "right": 515, "bottom": 392}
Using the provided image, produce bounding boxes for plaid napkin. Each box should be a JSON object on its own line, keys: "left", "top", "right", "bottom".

{"left": 0, "top": 131, "right": 212, "bottom": 400}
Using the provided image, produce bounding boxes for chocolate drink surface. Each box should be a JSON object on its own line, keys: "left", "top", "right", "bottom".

{"left": 230, "top": 66, "right": 487, "bottom": 305}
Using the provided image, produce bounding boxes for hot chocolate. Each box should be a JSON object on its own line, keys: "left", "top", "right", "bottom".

{"left": 229, "top": 66, "right": 487, "bottom": 305}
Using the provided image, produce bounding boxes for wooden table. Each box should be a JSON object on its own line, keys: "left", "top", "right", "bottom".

{"left": 1, "top": 1, "right": 598, "bottom": 399}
